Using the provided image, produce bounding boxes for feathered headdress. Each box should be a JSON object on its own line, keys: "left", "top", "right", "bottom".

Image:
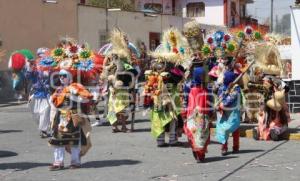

{"left": 150, "top": 28, "right": 191, "bottom": 65}
{"left": 109, "top": 28, "right": 131, "bottom": 61}
{"left": 183, "top": 21, "right": 204, "bottom": 54}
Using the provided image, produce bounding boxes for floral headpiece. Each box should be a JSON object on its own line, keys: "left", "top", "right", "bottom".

{"left": 38, "top": 40, "right": 104, "bottom": 81}
{"left": 201, "top": 30, "right": 237, "bottom": 59}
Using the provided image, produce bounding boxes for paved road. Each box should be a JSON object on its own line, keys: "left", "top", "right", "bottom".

{"left": 0, "top": 104, "right": 300, "bottom": 181}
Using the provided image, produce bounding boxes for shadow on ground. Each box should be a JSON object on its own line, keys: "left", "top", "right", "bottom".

{"left": 209, "top": 140, "right": 222, "bottom": 145}
{"left": 0, "top": 99, "right": 26, "bottom": 108}
{"left": 232, "top": 149, "right": 264, "bottom": 154}
{"left": 204, "top": 156, "right": 238, "bottom": 163}
{"left": 132, "top": 128, "right": 151, "bottom": 132}
{"left": 133, "top": 119, "right": 150, "bottom": 124}
{"left": 0, "top": 130, "right": 23, "bottom": 134}
{"left": 0, "top": 162, "right": 49, "bottom": 170}
{"left": 0, "top": 150, "right": 18, "bottom": 158}
{"left": 82, "top": 159, "right": 141, "bottom": 168}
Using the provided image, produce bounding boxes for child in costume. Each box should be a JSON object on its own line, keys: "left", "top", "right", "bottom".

{"left": 27, "top": 48, "right": 51, "bottom": 138}
{"left": 45, "top": 39, "right": 100, "bottom": 170}
{"left": 215, "top": 71, "right": 241, "bottom": 156}
{"left": 49, "top": 69, "right": 93, "bottom": 170}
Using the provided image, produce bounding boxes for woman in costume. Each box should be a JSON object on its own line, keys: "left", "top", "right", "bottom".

{"left": 26, "top": 47, "right": 51, "bottom": 138}
{"left": 253, "top": 76, "right": 290, "bottom": 141}
{"left": 248, "top": 37, "right": 290, "bottom": 141}
{"left": 184, "top": 67, "right": 212, "bottom": 162}
{"left": 215, "top": 71, "right": 241, "bottom": 156}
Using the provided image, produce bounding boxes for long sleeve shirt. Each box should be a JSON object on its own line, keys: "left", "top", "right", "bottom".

{"left": 217, "top": 84, "right": 241, "bottom": 108}
{"left": 26, "top": 70, "right": 50, "bottom": 99}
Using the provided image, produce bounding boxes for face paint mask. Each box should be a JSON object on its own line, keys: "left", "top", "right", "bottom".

{"left": 59, "top": 74, "right": 70, "bottom": 85}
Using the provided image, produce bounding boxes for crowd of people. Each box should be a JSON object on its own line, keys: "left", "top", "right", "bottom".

{"left": 6, "top": 22, "right": 291, "bottom": 169}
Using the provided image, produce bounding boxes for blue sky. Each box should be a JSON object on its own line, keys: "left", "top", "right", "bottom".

{"left": 247, "top": 0, "right": 294, "bottom": 24}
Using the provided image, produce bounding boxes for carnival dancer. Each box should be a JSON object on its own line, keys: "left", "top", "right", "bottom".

{"left": 26, "top": 48, "right": 51, "bottom": 138}
{"left": 215, "top": 71, "right": 241, "bottom": 156}
{"left": 147, "top": 28, "right": 190, "bottom": 147}
{"left": 102, "top": 29, "right": 139, "bottom": 133}
{"left": 8, "top": 52, "right": 26, "bottom": 101}
{"left": 49, "top": 69, "right": 93, "bottom": 170}
{"left": 45, "top": 39, "right": 101, "bottom": 170}
{"left": 8, "top": 49, "right": 36, "bottom": 101}
{"left": 147, "top": 67, "right": 182, "bottom": 147}
{"left": 253, "top": 76, "right": 290, "bottom": 141}
{"left": 184, "top": 67, "right": 213, "bottom": 162}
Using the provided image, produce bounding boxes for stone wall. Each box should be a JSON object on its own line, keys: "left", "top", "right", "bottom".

{"left": 286, "top": 80, "right": 300, "bottom": 113}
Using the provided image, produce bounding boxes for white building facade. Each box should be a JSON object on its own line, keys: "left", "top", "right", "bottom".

{"left": 135, "top": 0, "right": 247, "bottom": 26}
{"left": 78, "top": 5, "right": 187, "bottom": 51}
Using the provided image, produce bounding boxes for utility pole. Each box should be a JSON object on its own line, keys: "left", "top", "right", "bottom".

{"left": 161, "top": 0, "right": 163, "bottom": 34}
{"left": 106, "top": 0, "right": 109, "bottom": 41}
{"left": 270, "top": 0, "right": 274, "bottom": 32}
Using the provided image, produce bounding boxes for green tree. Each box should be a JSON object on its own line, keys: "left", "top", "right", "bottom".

{"left": 88, "top": 0, "right": 135, "bottom": 11}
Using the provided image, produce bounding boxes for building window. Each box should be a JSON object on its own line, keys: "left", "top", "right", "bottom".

{"left": 99, "top": 30, "right": 108, "bottom": 48}
{"left": 149, "top": 32, "right": 161, "bottom": 51}
{"left": 144, "top": 3, "right": 162, "bottom": 13}
{"left": 186, "top": 2, "right": 205, "bottom": 17}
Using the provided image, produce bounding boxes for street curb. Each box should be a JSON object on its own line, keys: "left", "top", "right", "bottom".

{"left": 210, "top": 128, "right": 300, "bottom": 140}
{"left": 244, "top": 129, "right": 300, "bottom": 140}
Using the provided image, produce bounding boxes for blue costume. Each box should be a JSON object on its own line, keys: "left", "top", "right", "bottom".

{"left": 26, "top": 69, "right": 51, "bottom": 138}
{"left": 215, "top": 71, "right": 241, "bottom": 154}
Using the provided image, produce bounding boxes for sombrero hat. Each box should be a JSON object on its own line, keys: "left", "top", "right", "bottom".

{"left": 266, "top": 98, "right": 282, "bottom": 111}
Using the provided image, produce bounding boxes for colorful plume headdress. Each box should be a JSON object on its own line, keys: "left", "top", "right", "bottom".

{"left": 230, "top": 25, "right": 265, "bottom": 41}
{"left": 150, "top": 28, "right": 191, "bottom": 66}
{"left": 201, "top": 30, "right": 238, "bottom": 59}
{"left": 37, "top": 38, "right": 104, "bottom": 81}
{"left": 109, "top": 28, "right": 132, "bottom": 61}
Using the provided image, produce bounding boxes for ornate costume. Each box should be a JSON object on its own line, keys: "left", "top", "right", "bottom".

{"left": 184, "top": 67, "right": 212, "bottom": 162}
{"left": 215, "top": 71, "right": 241, "bottom": 155}
{"left": 101, "top": 29, "right": 139, "bottom": 132}
{"left": 147, "top": 28, "right": 190, "bottom": 146}
{"left": 43, "top": 39, "right": 102, "bottom": 170}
